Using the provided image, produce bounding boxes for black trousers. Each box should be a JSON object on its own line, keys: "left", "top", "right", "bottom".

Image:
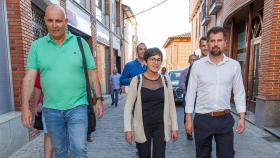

{"left": 136, "top": 124, "right": 166, "bottom": 158}
{"left": 193, "top": 113, "right": 235, "bottom": 158}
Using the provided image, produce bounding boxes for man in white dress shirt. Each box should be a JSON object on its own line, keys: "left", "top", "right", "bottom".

{"left": 185, "top": 26, "right": 246, "bottom": 158}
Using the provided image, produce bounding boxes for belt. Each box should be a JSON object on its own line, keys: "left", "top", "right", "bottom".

{"left": 207, "top": 109, "right": 231, "bottom": 117}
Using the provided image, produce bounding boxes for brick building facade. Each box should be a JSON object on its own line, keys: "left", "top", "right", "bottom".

{"left": 163, "top": 33, "right": 192, "bottom": 70}
{"left": 189, "top": 0, "right": 280, "bottom": 136}
{"left": 0, "top": 0, "right": 137, "bottom": 157}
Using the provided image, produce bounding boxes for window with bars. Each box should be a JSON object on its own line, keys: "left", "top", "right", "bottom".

{"left": 31, "top": 4, "right": 48, "bottom": 40}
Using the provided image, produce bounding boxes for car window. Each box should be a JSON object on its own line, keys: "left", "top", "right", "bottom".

{"left": 168, "top": 71, "right": 181, "bottom": 81}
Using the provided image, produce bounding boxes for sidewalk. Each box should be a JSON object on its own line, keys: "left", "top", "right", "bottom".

{"left": 231, "top": 104, "right": 280, "bottom": 139}
{"left": 9, "top": 97, "right": 280, "bottom": 158}
{"left": 8, "top": 94, "right": 127, "bottom": 158}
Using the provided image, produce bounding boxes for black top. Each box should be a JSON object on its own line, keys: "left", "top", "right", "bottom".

{"left": 141, "top": 75, "right": 164, "bottom": 126}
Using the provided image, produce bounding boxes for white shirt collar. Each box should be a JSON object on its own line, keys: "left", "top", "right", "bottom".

{"left": 205, "top": 53, "right": 229, "bottom": 65}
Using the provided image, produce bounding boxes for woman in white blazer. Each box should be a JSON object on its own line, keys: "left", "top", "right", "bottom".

{"left": 124, "top": 47, "right": 178, "bottom": 158}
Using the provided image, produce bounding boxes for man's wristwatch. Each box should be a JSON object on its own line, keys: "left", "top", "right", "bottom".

{"left": 96, "top": 96, "right": 104, "bottom": 102}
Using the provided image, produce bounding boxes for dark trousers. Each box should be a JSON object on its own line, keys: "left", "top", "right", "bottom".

{"left": 193, "top": 113, "right": 235, "bottom": 158}
{"left": 111, "top": 89, "right": 119, "bottom": 106}
{"left": 183, "top": 92, "right": 186, "bottom": 124}
{"left": 136, "top": 124, "right": 166, "bottom": 158}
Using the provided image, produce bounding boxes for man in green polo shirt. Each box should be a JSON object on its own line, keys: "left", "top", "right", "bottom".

{"left": 21, "top": 5, "right": 104, "bottom": 158}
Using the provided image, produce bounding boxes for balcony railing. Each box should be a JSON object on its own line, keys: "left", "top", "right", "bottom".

{"left": 201, "top": 1, "right": 211, "bottom": 26}
{"left": 209, "top": 0, "right": 223, "bottom": 15}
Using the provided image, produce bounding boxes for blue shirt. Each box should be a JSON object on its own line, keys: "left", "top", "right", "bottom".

{"left": 110, "top": 73, "right": 121, "bottom": 90}
{"left": 120, "top": 59, "right": 147, "bottom": 86}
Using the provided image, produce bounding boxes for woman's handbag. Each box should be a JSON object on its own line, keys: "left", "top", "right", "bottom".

{"left": 77, "top": 36, "right": 96, "bottom": 132}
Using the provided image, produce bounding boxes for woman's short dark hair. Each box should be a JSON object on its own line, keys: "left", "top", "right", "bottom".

{"left": 207, "top": 26, "right": 226, "bottom": 41}
{"left": 144, "top": 47, "right": 163, "bottom": 62}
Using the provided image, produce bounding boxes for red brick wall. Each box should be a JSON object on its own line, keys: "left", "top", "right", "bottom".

{"left": 105, "top": 0, "right": 111, "bottom": 16}
{"left": 106, "top": 0, "right": 114, "bottom": 75}
{"left": 222, "top": 0, "right": 252, "bottom": 24}
{"left": 89, "top": 0, "right": 98, "bottom": 75}
{"left": 116, "top": 0, "right": 121, "bottom": 27}
{"left": 90, "top": 0, "right": 97, "bottom": 55}
{"left": 7, "top": 0, "right": 33, "bottom": 111}
{"left": 258, "top": 0, "right": 280, "bottom": 99}
{"left": 6, "top": 0, "right": 39, "bottom": 139}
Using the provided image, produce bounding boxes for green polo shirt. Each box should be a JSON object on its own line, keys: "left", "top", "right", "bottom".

{"left": 26, "top": 32, "right": 96, "bottom": 110}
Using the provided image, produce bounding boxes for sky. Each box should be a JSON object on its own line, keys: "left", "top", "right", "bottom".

{"left": 123, "top": 0, "right": 192, "bottom": 59}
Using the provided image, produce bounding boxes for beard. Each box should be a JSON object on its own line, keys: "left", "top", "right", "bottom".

{"left": 210, "top": 50, "right": 222, "bottom": 56}
{"left": 210, "top": 46, "right": 222, "bottom": 56}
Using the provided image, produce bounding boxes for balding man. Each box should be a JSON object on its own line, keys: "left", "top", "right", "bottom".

{"left": 21, "top": 5, "right": 104, "bottom": 158}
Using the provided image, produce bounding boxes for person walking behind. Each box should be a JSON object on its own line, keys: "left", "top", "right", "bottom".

{"left": 34, "top": 72, "right": 53, "bottom": 158}
{"left": 161, "top": 67, "right": 167, "bottom": 75}
{"left": 110, "top": 68, "right": 121, "bottom": 107}
{"left": 21, "top": 5, "right": 104, "bottom": 158}
{"left": 185, "top": 26, "right": 246, "bottom": 158}
{"left": 124, "top": 48, "right": 178, "bottom": 158}
{"left": 120, "top": 43, "right": 147, "bottom": 86}
{"left": 178, "top": 54, "right": 198, "bottom": 140}
{"left": 198, "top": 37, "right": 209, "bottom": 58}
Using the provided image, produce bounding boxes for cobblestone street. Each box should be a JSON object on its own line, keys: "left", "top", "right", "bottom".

{"left": 9, "top": 95, "right": 280, "bottom": 158}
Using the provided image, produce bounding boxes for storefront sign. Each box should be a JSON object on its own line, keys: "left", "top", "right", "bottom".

{"left": 97, "top": 21, "right": 110, "bottom": 46}
{"left": 113, "top": 34, "right": 121, "bottom": 55}
{"left": 66, "top": 0, "right": 91, "bottom": 36}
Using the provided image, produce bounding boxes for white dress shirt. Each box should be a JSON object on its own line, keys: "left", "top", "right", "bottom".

{"left": 185, "top": 54, "right": 246, "bottom": 114}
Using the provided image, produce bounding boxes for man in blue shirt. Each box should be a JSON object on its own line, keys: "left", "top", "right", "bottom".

{"left": 110, "top": 68, "right": 121, "bottom": 107}
{"left": 120, "top": 43, "right": 147, "bottom": 86}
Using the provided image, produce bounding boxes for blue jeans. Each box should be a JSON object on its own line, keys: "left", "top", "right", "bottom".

{"left": 43, "top": 104, "right": 88, "bottom": 158}
{"left": 111, "top": 89, "right": 119, "bottom": 106}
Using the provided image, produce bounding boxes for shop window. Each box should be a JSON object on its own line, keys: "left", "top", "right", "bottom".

{"left": 96, "top": 0, "right": 106, "bottom": 24}
{"left": 96, "top": 0, "right": 103, "bottom": 10}
{"left": 112, "top": 0, "right": 117, "bottom": 32}
{"left": 0, "top": 1, "right": 13, "bottom": 114}
{"left": 248, "top": 11, "right": 263, "bottom": 105}
{"left": 74, "top": 0, "right": 91, "bottom": 12}
{"left": 236, "top": 23, "right": 246, "bottom": 76}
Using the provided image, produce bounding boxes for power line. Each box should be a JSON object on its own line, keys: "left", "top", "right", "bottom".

{"left": 124, "top": 0, "right": 169, "bottom": 20}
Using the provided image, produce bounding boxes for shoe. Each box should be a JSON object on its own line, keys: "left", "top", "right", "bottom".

{"left": 187, "top": 134, "right": 193, "bottom": 140}
{"left": 111, "top": 102, "right": 114, "bottom": 106}
{"left": 87, "top": 135, "right": 93, "bottom": 142}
